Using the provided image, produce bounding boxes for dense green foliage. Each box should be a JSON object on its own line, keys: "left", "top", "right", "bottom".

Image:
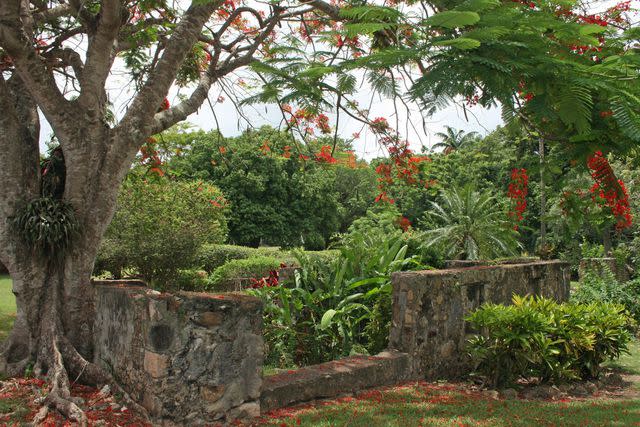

{"left": 96, "top": 175, "right": 227, "bottom": 289}
{"left": 467, "top": 295, "right": 634, "bottom": 387}
{"left": 573, "top": 267, "right": 640, "bottom": 324}
{"left": 195, "top": 243, "right": 294, "bottom": 273}
{"left": 249, "top": 228, "right": 425, "bottom": 368}
{"left": 422, "top": 185, "right": 521, "bottom": 260}
{"left": 165, "top": 127, "right": 376, "bottom": 249}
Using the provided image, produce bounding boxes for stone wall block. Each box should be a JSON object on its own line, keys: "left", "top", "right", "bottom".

{"left": 93, "top": 285, "right": 264, "bottom": 425}
{"left": 389, "top": 260, "right": 569, "bottom": 380}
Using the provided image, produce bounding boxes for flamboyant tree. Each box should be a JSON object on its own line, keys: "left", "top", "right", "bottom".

{"left": 0, "top": 0, "right": 638, "bottom": 424}
{"left": 0, "top": 0, "right": 337, "bottom": 422}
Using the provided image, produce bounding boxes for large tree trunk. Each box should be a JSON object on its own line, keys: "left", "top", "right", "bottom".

{"left": 0, "top": 74, "right": 145, "bottom": 424}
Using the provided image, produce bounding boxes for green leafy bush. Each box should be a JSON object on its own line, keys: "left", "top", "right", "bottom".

{"left": 93, "top": 237, "right": 128, "bottom": 279}
{"left": 98, "top": 175, "right": 227, "bottom": 289}
{"left": 209, "top": 256, "right": 282, "bottom": 289}
{"left": 467, "top": 295, "right": 634, "bottom": 387}
{"left": 573, "top": 267, "right": 640, "bottom": 324}
{"left": 174, "top": 269, "right": 209, "bottom": 291}
{"left": 196, "top": 244, "right": 260, "bottom": 272}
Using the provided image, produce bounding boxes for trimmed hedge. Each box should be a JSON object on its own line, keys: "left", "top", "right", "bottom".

{"left": 196, "top": 244, "right": 259, "bottom": 272}
{"left": 174, "top": 269, "right": 209, "bottom": 291}
{"left": 208, "top": 256, "right": 283, "bottom": 289}
{"left": 195, "top": 244, "right": 336, "bottom": 273}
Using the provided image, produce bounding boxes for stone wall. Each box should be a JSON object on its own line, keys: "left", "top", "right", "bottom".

{"left": 388, "top": 260, "right": 570, "bottom": 380}
{"left": 93, "top": 283, "right": 263, "bottom": 425}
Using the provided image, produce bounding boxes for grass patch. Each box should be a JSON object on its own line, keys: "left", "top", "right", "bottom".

{"left": 258, "top": 383, "right": 640, "bottom": 426}
{"left": 0, "top": 274, "right": 16, "bottom": 343}
{"left": 605, "top": 339, "right": 640, "bottom": 375}
{"left": 258, "top": 341, "right": 640, "bottom": 426}
{"left": 0, "top": 397, "right": 29, "bottom": 424}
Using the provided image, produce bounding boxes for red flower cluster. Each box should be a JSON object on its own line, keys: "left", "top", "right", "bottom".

{"left": 283, "top": 106, "right": 332, "bottom": 136}
{"left": 316, "top": 114, "right": 331, "bottom": 134}
{"left": 370, "top": 117, "right": 431, "bottom": 204}
{"left": 140, "top": 137, "right": 164, "bottom": 176}
{"left": 159, "top": 97, "right": 170, "bottom": 111}
{"left": 507, "top": 168, "right": 528, "bottom": 228}
{"left": 250, "top": 269, "right": 280, "bottom": 289}
{"left": 397, "top": 216, "right": 412, "bottom": 232}
{"left": 517, "top": 81, "right": 534, "bottom": 102}
{"left": 576, "top": 1, "right": 632, "bottom": 27}
{"left": 315, "top": 145, "right": 338, "bottom": 163}
{"left": 298, "top": 14, "right": 327, "bottom": 42}
{"left": 557, "top": 1, "right": 633, "bottom": 59}
{"left": 586, "top": 151, "right": 632, "bottom": 229}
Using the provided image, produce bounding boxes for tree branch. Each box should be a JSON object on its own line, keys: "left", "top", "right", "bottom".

{"left": 149, "top": 6, "right": 284, "bottom": 135}
{"left": 0, "top": 0, "right": 71, "bottom": 135}
{"left": 77, "top": 0, "right": 123, "bottom": 114}
{"left": 118, "top": 0, "right": 224, "bottom": 138}
{"left": 33, "top": 4, "right": 73, "bottom": 24}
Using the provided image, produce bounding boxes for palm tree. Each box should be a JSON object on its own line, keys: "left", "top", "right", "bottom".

{"left": 421, "top": 185, "right": 521, "bottom": 260}
{"left": 432, "top": 126, "right": 480, "bottom": 154}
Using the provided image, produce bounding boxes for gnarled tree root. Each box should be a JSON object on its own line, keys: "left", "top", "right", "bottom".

{"left": 25, "top": 336, "right": 150, "bottom": 426}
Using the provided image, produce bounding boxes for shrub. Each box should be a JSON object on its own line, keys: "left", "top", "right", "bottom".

{"left": 209, "top": 256, "right": 282, "bottom": 289}
{"left": 466, "top": 295, "right": 634, "bottom": 387}
{"left": 572, "top": 267, "right": 640, "bottom": 324}
{"left": 174, "top": 269, "right": 209, "bottom": 291}
{"left": 196, "top": 244, "right": 259, "bottom": 272}
{"left": 195, "top": 244, "right": 297, "bottom": 273}
{"left": 99, "top": 175, "right": 228, "bottom": 289}
{"left": 93, "top": 237, "right": 128, "bottom": 279}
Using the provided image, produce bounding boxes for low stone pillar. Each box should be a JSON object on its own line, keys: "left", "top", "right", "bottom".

{"left": 93, "top": 284, "right": 263, "bottom": 424}
{"left": 388, "top": 260, "right": 570, "bottom": 380}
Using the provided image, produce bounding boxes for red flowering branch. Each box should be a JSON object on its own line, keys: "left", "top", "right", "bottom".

{"left": 315, "top": 145, "right": 337, "bottom": 164}
{"left": 369, "top": 117, "right": 431, "bottom": 204}
{"left": 586, "top": 151, "right": 632, "bottom": 230}
{"left": 139, "top": 137, "right": 164, "bottom": 176}
{"left": 507, "top": 168, "right": 528, "bottom": 229}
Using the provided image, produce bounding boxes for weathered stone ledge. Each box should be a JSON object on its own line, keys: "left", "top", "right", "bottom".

{"left": 260, "top": 350, "right": 412, "bottom": 412}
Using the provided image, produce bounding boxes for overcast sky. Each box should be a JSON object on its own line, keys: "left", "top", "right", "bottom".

{"left": 38, "top": 0, "right": 636, "bottom": 159}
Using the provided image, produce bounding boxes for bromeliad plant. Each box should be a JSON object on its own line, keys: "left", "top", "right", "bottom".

{"left": 466, "top": 295, "right": 634, "bottom": 387}
{"left": 248, "top": 233, "right": 423, "bottom": 368}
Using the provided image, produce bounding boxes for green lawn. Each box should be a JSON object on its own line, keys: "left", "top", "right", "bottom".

{"left": 606, "top": 340, "right": 640, "bottom": 376}
{"left": 257, "top": 385, "right": 640, "bottom": 426}
{"left": 258, "top": 342, "right": 640, "bottom": 427}
{"left": 0, "top": 274, "right": 15, "bottom": 342}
